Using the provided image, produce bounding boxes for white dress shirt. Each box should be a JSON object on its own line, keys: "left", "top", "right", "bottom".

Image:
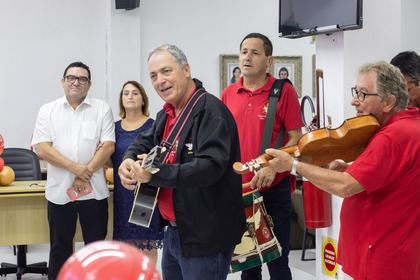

{"left": 32, "top": 96, "right": 115, "bottom": 204}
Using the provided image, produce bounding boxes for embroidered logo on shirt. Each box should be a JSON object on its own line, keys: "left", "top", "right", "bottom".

{"left": 185, "top": 143, "right": 193, "bottom": 151}
{"left": 257, "top": 103, "right": 269, "bottom": 120}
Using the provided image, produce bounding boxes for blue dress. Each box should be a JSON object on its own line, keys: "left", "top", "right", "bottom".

{"left": 111, "top": 119, "right": 164, "bottom": 250}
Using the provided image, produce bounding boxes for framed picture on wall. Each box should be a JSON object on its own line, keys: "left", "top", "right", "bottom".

{"left": 219, "top": 54, "right": 240, "bottom": 93}
{"left": 270, "top": 56, "right": 302, "bottom": 97}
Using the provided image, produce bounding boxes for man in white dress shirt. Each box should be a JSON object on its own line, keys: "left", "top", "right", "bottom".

{"left": 31, "top": 61, "right": 115, "bottom": 280}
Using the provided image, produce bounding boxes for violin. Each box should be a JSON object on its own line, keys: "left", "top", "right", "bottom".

{"left": 233, "top": 115, "right": 380, "bottom": 175}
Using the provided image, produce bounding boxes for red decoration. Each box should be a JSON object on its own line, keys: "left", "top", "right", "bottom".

{"left": 57, "top": 240, "right": 161, "bottom": 280}
{"left": 0, "top": 134, "right": 4, "bottom": 155}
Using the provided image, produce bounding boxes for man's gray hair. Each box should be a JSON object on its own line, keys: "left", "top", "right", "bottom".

{"left": 359, "top": 61, "right": 408, "bottom": 111}
{"left": 148, "top": 44, "right": 188, "bottom": 68}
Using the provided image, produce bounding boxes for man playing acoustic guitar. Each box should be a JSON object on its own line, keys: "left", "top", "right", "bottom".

{"left": 118, "top": 44, "right": 246, "bottom": 280}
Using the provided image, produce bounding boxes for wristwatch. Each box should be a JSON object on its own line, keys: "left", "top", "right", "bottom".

{"left": 290, "top": 158, "right": 299, "bottom": 176}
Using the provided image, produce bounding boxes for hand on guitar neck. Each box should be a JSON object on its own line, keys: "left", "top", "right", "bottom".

{"left": 141, "top": 146, "right": 164, "bottom": 174}
{"left": 233, "top": 115, "right": 380, "bottom": 175}
{"left": 130, "top": 146, "right": 164, "bottom": 183}
{"left": 233, "top": 146, "right": 298, "bottom": 174}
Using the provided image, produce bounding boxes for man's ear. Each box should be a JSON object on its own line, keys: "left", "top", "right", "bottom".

{"left": 383, "top": 95, "right": 397, "bottom": 113}
{"left": 267, "top": 56, "right": 273, "bottom": 68}
{"left": 183, "top": 63, "right": 191, "bottom": 78}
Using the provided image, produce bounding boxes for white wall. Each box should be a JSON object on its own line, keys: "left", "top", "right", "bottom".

{"left": 107, "top": 4, "right": 141, "bottom": 120}
{"left": 0, "top": 0, "right": 108, "bottom": 148}
{"left": 139, "top": 0, "right": 315, "bottom": 111}
{"left": 0, "top": 0, "right": 419, "bottom": 278}
{"left": 0, "top": 0, "right": 315, "bottom": 149}
{"left": 1, "top": 0, "right": 418, "bottom": 147}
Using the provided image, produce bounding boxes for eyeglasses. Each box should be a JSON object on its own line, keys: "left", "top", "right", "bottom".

{"left": 351, "top": 87, "right": 379, "bottom": 102}
{"left": 65, "top": 75, "right": 90, "bottom": 85}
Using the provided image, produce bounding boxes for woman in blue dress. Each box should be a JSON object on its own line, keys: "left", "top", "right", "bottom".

{"left": 110, "top": 81, "right": 163, "bottom": 265}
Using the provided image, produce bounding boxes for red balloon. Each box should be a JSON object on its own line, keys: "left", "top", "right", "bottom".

{"left": 0, "top": 134, "right": 4, "bottom": 155}
{"left": 0, "top": 157, "right": 4, "bottom": 171}
{"left": 57, "top": 240, "right": 161, "bottom": 280}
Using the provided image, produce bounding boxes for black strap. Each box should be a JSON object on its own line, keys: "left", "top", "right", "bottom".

{"left": 260, "top": 79, "right": 292, "bottom": 154}
{"left": 160, "top": 87, "right": 207, "bottom": 162}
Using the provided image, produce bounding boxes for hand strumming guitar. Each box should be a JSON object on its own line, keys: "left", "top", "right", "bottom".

{"left": 118, "top": 158, "right": 137, "bottom": 191}
{"left": 130, "top": 153, "right": 152, "bottom": 184}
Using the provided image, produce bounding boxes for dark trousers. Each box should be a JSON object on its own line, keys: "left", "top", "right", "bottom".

{"left": 241, "top": 177, "right": 292, "bottom": 280}
{"left": 47, "top": 199, "right": 108, "bottom": 280}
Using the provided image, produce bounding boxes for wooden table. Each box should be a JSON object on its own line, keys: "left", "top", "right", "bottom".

{"left": 0, "top": 181, "right": 115, "bottom": 279}
{"left": 0, "top": 181, "right": 114, "bottom": 246}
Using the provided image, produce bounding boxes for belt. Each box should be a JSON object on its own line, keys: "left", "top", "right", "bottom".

{"left": 169, "top": 220, "right": 177, "bottom": 227}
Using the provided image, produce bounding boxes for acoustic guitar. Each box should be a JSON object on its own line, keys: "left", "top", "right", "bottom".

{"left": 128, "top": 146, "right": 164, "bottom": 228}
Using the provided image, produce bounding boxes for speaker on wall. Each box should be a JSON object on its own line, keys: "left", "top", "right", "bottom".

{"left": 115, "top": 0, "right": 140, "bottom": 10}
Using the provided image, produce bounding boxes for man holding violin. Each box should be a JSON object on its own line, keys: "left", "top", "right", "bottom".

{"left": 266, "top": 61, "right": 420, "bottom": 280}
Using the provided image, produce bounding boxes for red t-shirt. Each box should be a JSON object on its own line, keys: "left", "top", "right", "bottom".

{"left": 221, "top": 74, "right": 303, "bottom": 192}
{"left": 340, "top": 108, "right": 420, "bottom": 280}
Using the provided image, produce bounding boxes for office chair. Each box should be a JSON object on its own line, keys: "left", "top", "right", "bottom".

{"left": 0, "top": 148, "right": 48, "bottom": 279}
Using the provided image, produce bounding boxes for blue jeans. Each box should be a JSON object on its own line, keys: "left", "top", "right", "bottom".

{"left": 162, "top": 224, "right": 234, "bottom": 280}
{"left": 241, "top": 177, "right": 292, "bottom": 280}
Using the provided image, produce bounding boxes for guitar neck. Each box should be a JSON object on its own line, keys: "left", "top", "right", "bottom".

{"left": 233, "top": 145, "right": 298, "bottom": 174}
{"left": 261, "top": 145, "right": 298, "bottom": 161}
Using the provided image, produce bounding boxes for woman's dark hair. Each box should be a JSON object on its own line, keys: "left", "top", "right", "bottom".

{"left": 279, "top": 67, "right": 289, "bottom": 77}
{"left": 230, "top": 67, "right": 241, "bottom": 84}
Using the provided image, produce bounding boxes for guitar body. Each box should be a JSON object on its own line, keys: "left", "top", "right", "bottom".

{"left": 128, "top": 146, "right": 163, "bottom": 228}
{"left": 233, "top": 115, "right": 381, "bottom": 174}
{"left": 129, "top": 184, "right": 160, "bottom": 228}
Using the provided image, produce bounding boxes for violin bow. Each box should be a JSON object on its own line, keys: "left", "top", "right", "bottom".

{"left": 316, "top": 69, "right": 322, "bottom": 129}
{"left": 317, "top": 69, "right": 332, "bottom": 129}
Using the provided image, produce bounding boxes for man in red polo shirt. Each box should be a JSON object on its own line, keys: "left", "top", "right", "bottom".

{"left": 266, "top": 61, "right": 420, "bottom": 280}
{"left": 222, "top": 33, "right": 303, "bottom": 280}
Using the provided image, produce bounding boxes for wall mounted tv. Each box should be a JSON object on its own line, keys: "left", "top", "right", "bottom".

{"left": 279, "top": 0, "right": 363, "bottom": 38}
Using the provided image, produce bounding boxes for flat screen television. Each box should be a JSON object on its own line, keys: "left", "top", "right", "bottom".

{"left": 279, "top": 0, "right": 363, "bottom": 38}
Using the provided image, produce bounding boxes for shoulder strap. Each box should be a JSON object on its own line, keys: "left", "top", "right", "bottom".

{"left": 160, "top": 88, "right": 207, "bottom": 162}
{"left": 260, "top": 79, "right": 292, "bottom": 154}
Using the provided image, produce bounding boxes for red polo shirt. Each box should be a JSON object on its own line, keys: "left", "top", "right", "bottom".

{"left": 157, "top": 102, "right": 177, "bottom": 222}
{"left": 221, "top": 74, "right": 303, "bottom": 193}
